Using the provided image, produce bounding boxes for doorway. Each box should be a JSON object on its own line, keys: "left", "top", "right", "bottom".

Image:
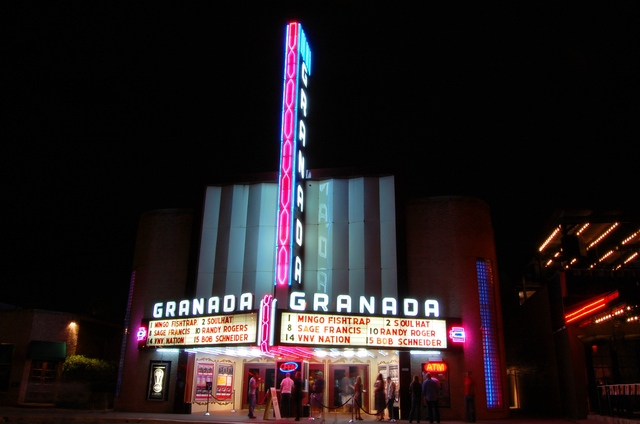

{"left": 329, "top": 364, "right": 369, "bottom": 414}
{"left": 24, "top": 360, "right": 61, "bottom": 403}
{"left": 243, "top": 363, "right": 276, "bottom": 410}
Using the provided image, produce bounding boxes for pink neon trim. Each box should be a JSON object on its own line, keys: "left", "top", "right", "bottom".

{"left": 137, "top": 327, "right": 147, "bottom": 341}
{"left": 259, "top": 295, "right": 273, "bottom": 353}
{"left": 276, "top": 22, "right": 299, "bottom": 287}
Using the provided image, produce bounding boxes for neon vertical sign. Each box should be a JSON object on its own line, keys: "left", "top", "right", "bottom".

{"left": 275, "top": 22, "right": 312, "bottom": 290}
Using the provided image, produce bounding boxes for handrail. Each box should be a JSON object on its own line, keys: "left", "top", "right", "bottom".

{"left": 596, "top": 384, "right": 640, "bottom": 418}
{"left": 598, "top": 384, "right": 640, "bottom": 396}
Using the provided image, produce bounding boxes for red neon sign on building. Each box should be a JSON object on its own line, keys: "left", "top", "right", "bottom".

{"left": 423, "top": 362, "right": 448, "bottom": 373}
{"left": 564, "top": 291, "right": 619, "bottom": 324}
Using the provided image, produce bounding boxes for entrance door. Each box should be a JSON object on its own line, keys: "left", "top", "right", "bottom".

{"left": 329, "top": 364, "right": 369, "bottom": 413}
{"left": 243, "top": 363, "right": 275, "bottom": 410}
{"left": 24, "top": 360, "right": 60, "bottom": 403}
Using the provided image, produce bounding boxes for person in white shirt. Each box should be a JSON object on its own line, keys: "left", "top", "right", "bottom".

{"left": 280, "top": 373, "right": 294, "bottom": 418}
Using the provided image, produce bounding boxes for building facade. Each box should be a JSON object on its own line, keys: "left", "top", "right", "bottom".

{"left": 114, "top": 21, "right": 508, "bottom": 420}
{"left": 114, "top": 175, "right": 509, "bottom": 421}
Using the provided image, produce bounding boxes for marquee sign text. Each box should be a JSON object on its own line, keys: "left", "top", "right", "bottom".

{"left": 151, "top": 292, "right": 440, "bottom": 318}
{"left": 279, "top": 312, "right": 448, "bottom": 348}
{"left": 144, "top": 312, "right": 258, "bottom": 348}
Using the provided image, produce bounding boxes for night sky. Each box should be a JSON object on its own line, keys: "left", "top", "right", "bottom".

{"left": 3, "top": 3, "right": 637, "bottom": 322}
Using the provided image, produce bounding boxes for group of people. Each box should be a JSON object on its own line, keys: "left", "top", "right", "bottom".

{"left": 373, "top": 374, "right": 398, "bottom": 422}
{"left": 250, "top": 369, "right": 476, "bottom": 423}
{"left": 407, "top": 371, "right": 476, "bottom": 424}
{"left": 288, "top": 370, "right": 362, "bottom": 421}
{"left": 247, "top": 370, "right": 306, "bottom": 421}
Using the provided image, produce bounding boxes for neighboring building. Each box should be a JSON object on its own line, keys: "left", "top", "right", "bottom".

{"left": 0, "top": 306, "right": 121, "bottom": 406}
{"left": 505, "top": 208, "right": 640, "bottom": 418}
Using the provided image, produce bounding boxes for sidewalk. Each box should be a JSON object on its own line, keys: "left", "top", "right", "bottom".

{"left": 0, "top": 406, "right": 616, "bottom": 424}
{"left": 0, "top": 405, "right": 624, "bottom": 424}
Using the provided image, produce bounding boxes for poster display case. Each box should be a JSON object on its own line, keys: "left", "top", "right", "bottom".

{"left": 215, "top": 362, "right": 234, "bottom": 401}
{"left": 147, "top": 361, "right": 170, "bottom": 401}
{"left": 195, "top": 362, "right": 214, "bottom": 401}
{"left": 194, "top": 360, "right": 234, "bottom": 403}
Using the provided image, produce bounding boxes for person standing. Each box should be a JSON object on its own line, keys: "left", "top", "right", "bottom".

{"left": 341, "top": 374, "right": 353, "bottom": 410}
{"left": 408, "top": 375, "right": 422, "bottom": 423}
{"left": 421, "top": 373, "right": 440, "bottom": 424}
{"left": 353, "top": 376, "right": 363, "bottom": 420}
{"left": 293, "top": 371, "right": 304, "bottom": 421}
{"left": 311, "top": 371, "right": 325, "bottom": 420}
{"left": 280, "top": 372, "right": 294, "bottom": 418}
{"left": 386, "top": 376, "right": 397, "bottom": 422}
{"left": 463, "top": 371, "right": 476, "bottom": 423}
{"left": 248, "top": 372, "right": 258, "bottom": 419}
{"left": 374, "top": 373, "right": 386, "bottom": 421}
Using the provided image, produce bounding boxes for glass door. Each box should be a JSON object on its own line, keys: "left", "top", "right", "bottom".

{"left": 25, "top": 360, "right": 60, "bottom": 403}
{"left": 329, "top": 364, "right": 369, "bottom": 413}
{"left": 243, "top": 363, "right": 276, "bottom": 410}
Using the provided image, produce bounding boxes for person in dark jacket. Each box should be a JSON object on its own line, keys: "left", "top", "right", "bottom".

{"left": 311, "top": 371, "right": 325, "bottom": 420}
{"left": 373, "top": 373, "right": 386, "bottom": 421}
{"left": 421, "top": 373, "right": 440, "bottom": 424}
{"left": 409, "top": 375, "right": 422, "bottom": 423}
{"left": 293, "top": 371, "right": 304, "bottom": 421}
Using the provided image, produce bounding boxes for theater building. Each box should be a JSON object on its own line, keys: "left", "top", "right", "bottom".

{"left": 114, "top": 22, "right": 509, "bottom": 421}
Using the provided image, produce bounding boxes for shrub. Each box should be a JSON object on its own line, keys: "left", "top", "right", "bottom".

{"left": 61, "top": 355, "right": 117, "bottom": 384}
{"left": 56, "top": 355, "right": 117, "bottom": 409}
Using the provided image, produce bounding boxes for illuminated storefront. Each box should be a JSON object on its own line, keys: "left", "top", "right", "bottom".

{"left": 114, "top": 22, "right": 509, "bottom": 421}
